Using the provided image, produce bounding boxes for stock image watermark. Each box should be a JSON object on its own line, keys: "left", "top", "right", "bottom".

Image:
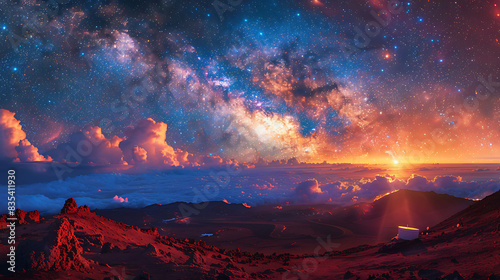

{"left": 178, "top": 165, "right": 240, "bottom": 221}
{"left": 6, "top": 0, "right": 70, "bottom": 52}
{"left": 390, "top": 72, "right": 500, "bottom": 165}
{"left": 50, "top": 68, "right": 160, "bottom": 180}
{"left": 341, "top": 0, "right": 404, "bottom": 57}
{"left": 429, "top": 73, "right": 500, "bottom": 154}
{"left": 212, "top": 0, "right": 244, "bottom": 21}
{"left": 282, "top": 235, "right": 340, "bottom": 280}
{"left": 6, "top": 170, "right": 17, "bottom": 273}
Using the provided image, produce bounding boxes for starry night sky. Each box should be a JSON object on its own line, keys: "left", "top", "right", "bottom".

{"left": 1, "top": 0, "right": 499, "bottom": 164}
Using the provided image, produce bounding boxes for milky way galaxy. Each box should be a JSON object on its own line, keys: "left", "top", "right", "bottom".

{"left": 1, "top": 0, "right": 500, "bottom": 165}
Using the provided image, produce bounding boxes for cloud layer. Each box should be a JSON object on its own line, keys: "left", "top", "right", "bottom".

{"left": 290, "top": 174, "right": 500, "bottom": 205}
{"left": 2, "top": 166, "right": 498, "bottom": 214}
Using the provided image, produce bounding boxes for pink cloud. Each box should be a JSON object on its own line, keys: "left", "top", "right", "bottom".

{"left": 15, "top": 139, "right": 53, "bottom": 162}
{"left": 0, "top": 109, "right": 51, "bottom": 162}
{"left": 175, "top": 149, "right": 197, "bottom": 167}
{"left": 113, "top": 195, "right": 128, "bottom": 203}
{"left": 294, "top": 179, "right": 323, "bottom": 202}
{"left": 132, "top": 146, "right": 148, "bottom": 163}
{"left": 119, "top": 118, "right": 179, "bottom": 166}
{"left": 0, "top": 109, "right": 27, "bottom": 160}
{"left": 48, "top": 126, "right": 124, "bottom": 164}
{"left": 7, "top": 113, "right": 238, "bottom": 168}
{"left": 290, "top": 174, "right": 500, "bottom": 204}
{"left": 117, "top": 118, "right": 235, "bottom": 168}
{"left": 82, "top": 126, "right": 125, "bottom": 164}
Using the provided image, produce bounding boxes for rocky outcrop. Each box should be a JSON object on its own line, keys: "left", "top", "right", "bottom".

{"left": 14, "top": 209, "right": 27, "bottom": 223}
{"left": 145, "top": 243, "right": 160, "bottom": 256}
{"left": 60, "top": 198, "right": 79, "bottom": 214}
{"left": 78, "top": 205, "right": 90, "bottom": 214}
{"left": 60, "top": 198, "right": 91, "bottom": 215}
{"left": 18, "top": 217, "right": 90, "bottom": 272}
{"left": 101, "top": 242, "right": 120, "bottom": 254}
{"left": 0, "top": 209, "right": 40, "bottom": 228}
{"left": 140, "top": 227, "right": 159, "bottom": 236}
{"left": 26, "top": 210, "right": 40, "bottom": 223}
{"left": 75, "top": 232, "right": 104, "bottom": 250}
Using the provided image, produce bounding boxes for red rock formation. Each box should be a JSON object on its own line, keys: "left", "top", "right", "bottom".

{"left": 60, "top": 198, "right": 79, "bottom": 214}
{"left": 14, "top": 209, "right": 27, "bottom": 224}
{"left": 60, "top": 198, "right": 91, "bottom": 215}
{"left": 26, "top": 210, "right": 40, "bottom": 223}
{"left": 22, "top": 217, "right": 90, "bottom": 272}
{"left": 140, "top": 227, "right": 159, "bottom": 236}
{"left": 0, "top": 209, "right": 40, "bottom": 228}
{"left": 77, "top": 205, "right": 90, "bottom": 214}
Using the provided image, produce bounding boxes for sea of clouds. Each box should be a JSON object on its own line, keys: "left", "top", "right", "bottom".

{"left": 1, "top": 166, "right": 499, "bottom": 214}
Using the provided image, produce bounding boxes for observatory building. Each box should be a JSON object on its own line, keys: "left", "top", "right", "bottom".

{"left": 398, "top": 226, "right": 420, "bottom": 240}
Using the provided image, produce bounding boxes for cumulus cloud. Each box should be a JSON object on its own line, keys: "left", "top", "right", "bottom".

{"left": 0, "top": 109, "right": 51, "bottom": 162}
{"left": 0, "top": 109, "right": 25, "bottom": 160}
{"left": 115, "top": 118, "right": 239, "bottom": 168}
{"left": 290, "top": 174, "right": 500, "bottom": 204}
{"left": 176, "top": 149, "right": 195, "bottom": 166}
{"left": 405, "top": 174, "right": 500, "bottom": 199}
{"left": 43, "top": 117, "right": 240, "bottom": 168}
{"left": 294, "top": 179, "right": 323, "bottom": 202}
{"left": 119, "top": 118, "right": 179, "bottom": 166}
{"left": 15, "top": 139, "right": 53, "bottom": 162}
{"left": 132, "top": 146, "right": 148, "bottom": 163}
{"left": 320, "top": 181, "right": 359, "bottom": 200}
{"left": 199, "top": 155, "right": 238, "bottom": 167}
{"left": 113, "top": 195, "right": 129, "bottom": 203}
{"left": 355, "top": 176, "right": 406, "bottom": 198}
{"left": 48, "top": 126, "right": 124, "bottom": 165}
{"left": 83, "top": 126, "right": 125, "bottom": 164}
{"left": 292, "top": 179, "right": 360, "bottom": 204}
